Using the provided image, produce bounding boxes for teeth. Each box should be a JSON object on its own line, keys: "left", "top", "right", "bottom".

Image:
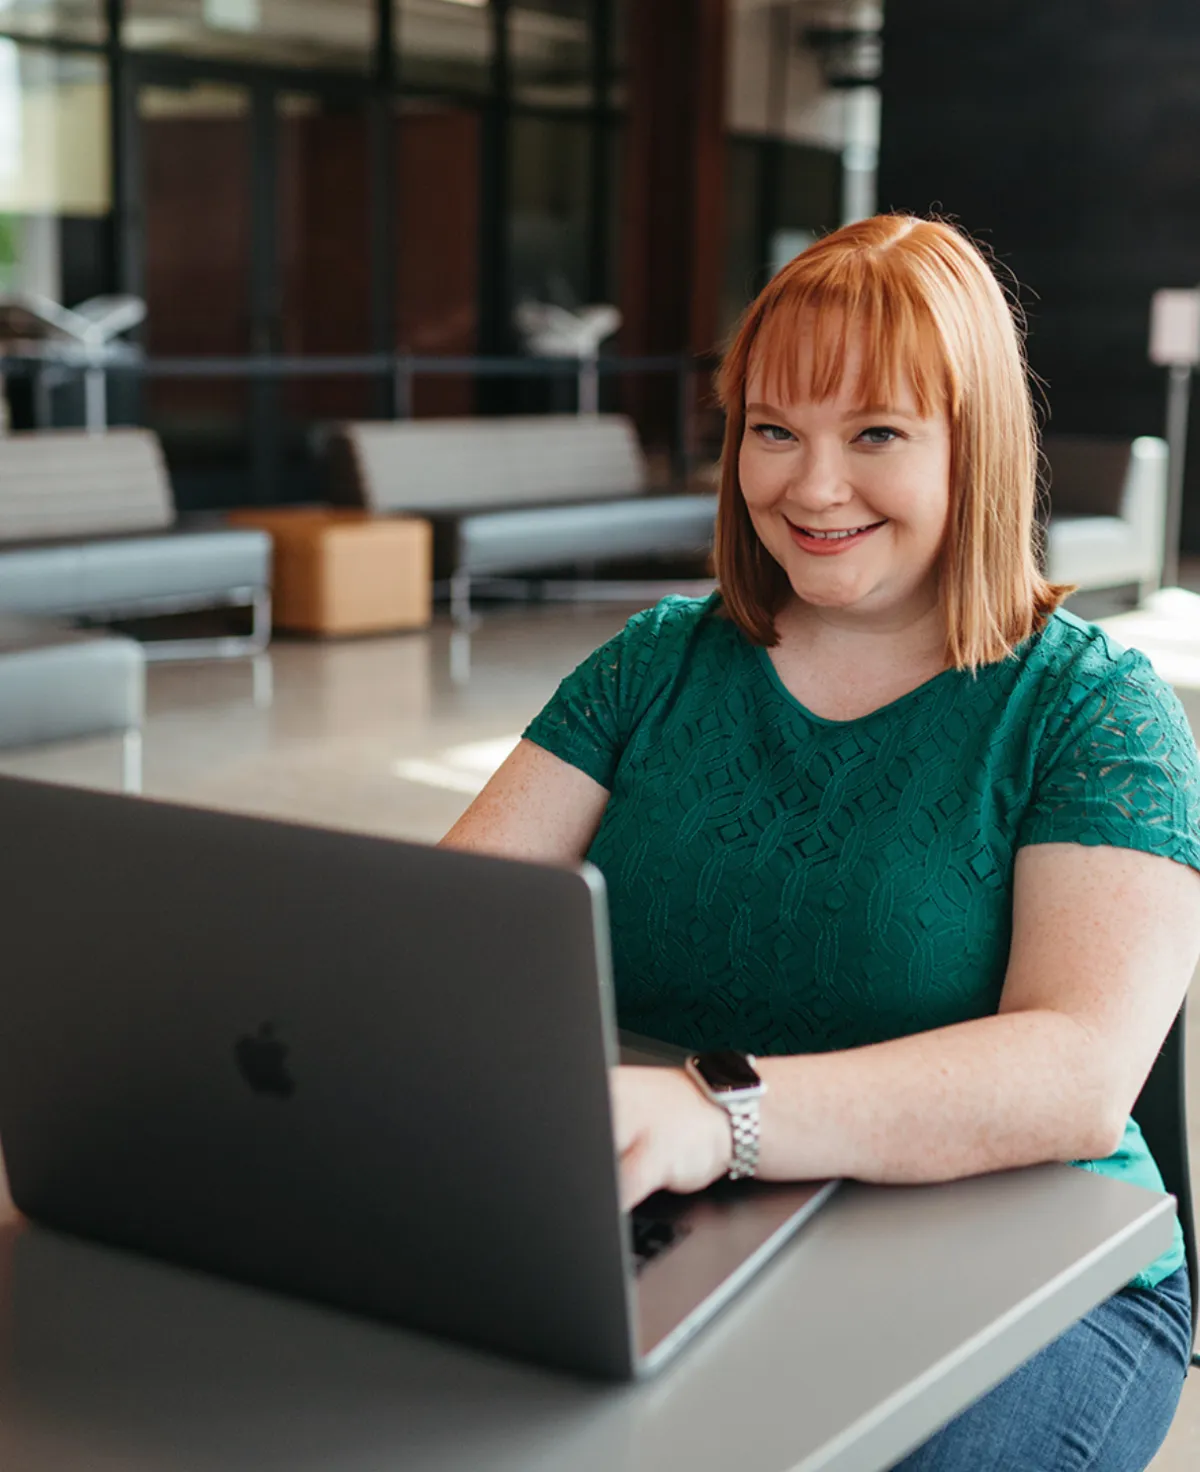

{"left": 802, "top": 524, "right": 874, "bottom": 540}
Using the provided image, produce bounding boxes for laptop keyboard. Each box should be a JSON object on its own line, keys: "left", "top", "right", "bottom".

{"left": 629, "top": 1213, "right": 691, "bottom": 1272}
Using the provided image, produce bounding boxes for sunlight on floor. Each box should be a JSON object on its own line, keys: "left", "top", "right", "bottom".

{"left": 392, "top": 734, "right": 521, "bottom": 795}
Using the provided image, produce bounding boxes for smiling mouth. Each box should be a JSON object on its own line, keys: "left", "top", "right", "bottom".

{"left": 788, "top": 520, "right": 887, "bottom": 541}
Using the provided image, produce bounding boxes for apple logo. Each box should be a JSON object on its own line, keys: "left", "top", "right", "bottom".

{"left": 234, "top": 1022, "right": 296, "bottom": 1098}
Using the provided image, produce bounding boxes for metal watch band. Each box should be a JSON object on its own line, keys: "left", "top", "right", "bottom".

{"left": 726, "top": 1099, "right": 761, "bottom": 1181}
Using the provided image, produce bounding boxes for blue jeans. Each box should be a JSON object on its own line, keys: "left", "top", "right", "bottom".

{"left": 890, "top": 1266, "right": 1193, "bottom": 1471}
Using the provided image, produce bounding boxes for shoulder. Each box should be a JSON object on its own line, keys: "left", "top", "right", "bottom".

{"left": 1027, "top": 608, "right": 1142, "bottom": 685}
{"left": 1019, "top": 608, "right": 1164, "bottom": 720}
{"left": 545, "top": 592, "right": 727, "bottom": 723}
{"left": 605, "top": 591, "right": 730, "bottom": 673}
{"left": 618, "top": 591, "right": 724, "bottom": 645}
{"left": 1020, "top": 609, "right": 1196, "bottom": 772}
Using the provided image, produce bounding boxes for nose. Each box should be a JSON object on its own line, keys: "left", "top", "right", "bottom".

{"left": 783, "top": 440, "right": 852, "bottom": 514}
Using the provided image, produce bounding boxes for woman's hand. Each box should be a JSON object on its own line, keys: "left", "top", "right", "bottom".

{"left": 610, "top": 1066, "right": 732, "bottom": 1210}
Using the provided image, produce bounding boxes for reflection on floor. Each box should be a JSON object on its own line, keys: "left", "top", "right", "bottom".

{"left": 1, "top": 582, "right": 1199, "bottom": 1465}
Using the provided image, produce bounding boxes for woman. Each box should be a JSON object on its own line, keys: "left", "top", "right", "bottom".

{"left": 442, "top": 215, "right": 1200, "bottom": 1469}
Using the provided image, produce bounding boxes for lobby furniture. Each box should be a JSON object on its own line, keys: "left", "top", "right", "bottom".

{"left": 0, "top": 1163, "right": 1174, "bottom": 1472}
{"left": 226, "top": 508, "right": 432, "bottom": 637}
{"left": 0, "top": 619, "right": 143, "bottom": 790}
{"left": 0, "top": 428, "right": 272, "bottom": 660}
{"left": 1044, "top": 435, "right": 1167, "bottom": 600}
{"left": 327, "top": 414, "right": 717, "bottom": 627}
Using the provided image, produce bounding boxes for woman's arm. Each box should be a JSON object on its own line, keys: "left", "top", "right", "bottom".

{"left": 439, "top": 739, "right": 611, "bottom": 865}
{"left": 615, "top": 842, "right": 1200, "bottom": 1206}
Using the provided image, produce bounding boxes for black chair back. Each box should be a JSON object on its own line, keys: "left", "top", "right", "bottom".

{"left": 1131, "top": 1006, "right": 1197, "bottom": 1311}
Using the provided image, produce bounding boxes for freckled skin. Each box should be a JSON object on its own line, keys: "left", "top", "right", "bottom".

{"left": 740, "top": 333, "right": 952, "bottom": 641}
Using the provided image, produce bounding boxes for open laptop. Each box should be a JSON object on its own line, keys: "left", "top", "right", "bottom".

{"left": 0, "top": 775, "right": 837, "bottom": 1380}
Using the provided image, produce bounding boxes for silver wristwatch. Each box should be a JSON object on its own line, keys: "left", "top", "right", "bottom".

{"left": 684, "top": 1051, "right": 767, "bottom": 1181}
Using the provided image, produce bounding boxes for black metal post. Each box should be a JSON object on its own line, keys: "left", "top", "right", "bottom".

{"left": 479, "top": 0, "right": 512, "bottom": 363}
{"left": 586, "top": 0, "right": 612, "bottom": 306}
{"left": 370, "top": 0, "right": 398, "bottom": 418}
{"left": 106, "top": 0, "right": 143, "bottom": 427}
{"left": 249, "top": 80, "right": 279, "bottom": 502}
{"left": 105, "top": 0, "right": 128, "bottom": 292}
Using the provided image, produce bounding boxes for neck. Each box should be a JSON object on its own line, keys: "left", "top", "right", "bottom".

{"left": 776, "top": 594, "right": 948, "bottom": 670}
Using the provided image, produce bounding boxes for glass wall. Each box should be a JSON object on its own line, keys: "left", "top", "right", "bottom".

{"left": 395, "top": 0, "right": 493, "bottom": 96}
{"left": 0, "top": 1, "right": 629, "bottom": 498}
{"left": 511, "top": 0, "right": 589, "bottom": 108}
{"left": 124, "top": 0, "right": 375, "bottom": 70}
{"left": 278, "top": 90, "right": 374, "bottom": 425}
{"left": 136, "top": 77, "right": 253, "bottom": 502}
{"left": 395, "top": 97, "right": 480, "bottom": 415}
{"left": 0, "top": 1, "right": 105, "bottom": 44}
{"left": 509, "top": 113, "right": 589, "bottom": 310}
{"left": 722, "top": 1, "right": 882, "bottom": 332}
{"left": 0, "top": 42, "right": 110, "bottom": 299}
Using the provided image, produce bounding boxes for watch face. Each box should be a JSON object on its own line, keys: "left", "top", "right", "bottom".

{"left": 694, "top": 1050, "right": 760, "bottom": 1093}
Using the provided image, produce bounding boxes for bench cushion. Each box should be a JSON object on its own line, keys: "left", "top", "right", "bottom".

{"left": 0, "top": 428, "right": 173, "bottom": 543}
{"left": 1046, "top": 514, "right": 1160, "bottom": 588}
{"left": 456, "top": 494, "right": 717, "bottom": 577}
{"left": 0, "top": 529, "right": 271, "bottom": 618}
{"left": 0, "top": 623, "right": 144, "bottom": 749}
{"left": 333, "top": 415, "right": 649, "bottom": 514}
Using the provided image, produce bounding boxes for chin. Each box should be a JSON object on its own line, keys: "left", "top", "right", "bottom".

{"left": 791, "top": 586, "right": 871, "bottom": 611}
{"left": 782, "top": 564, "right": 873, "bottom": 608}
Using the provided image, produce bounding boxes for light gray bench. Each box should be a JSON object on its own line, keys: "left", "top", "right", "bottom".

{"left": 328, "top": 415, "right": 716, "bottom": 626}
{"left": 0, "top": 429, "right": 272, "bottom": 660}
{"left": 0, "top": 619, "right": 144, "bottom": 790}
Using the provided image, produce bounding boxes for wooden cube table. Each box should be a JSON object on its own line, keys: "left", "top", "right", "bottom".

{"left": 226, "top": 508, "right": 431, "bottom": 636}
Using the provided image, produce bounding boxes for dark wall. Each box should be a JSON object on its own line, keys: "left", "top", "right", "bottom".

{"left": 878, "top": 1, "right": 1200, "bottom": 549}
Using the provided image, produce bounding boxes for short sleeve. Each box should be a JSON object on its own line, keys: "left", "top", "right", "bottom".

{"left": 1017, "top": 650, "right": 1200, "bottom": 872}
{"left": 522, "top": 597, "right": 704, "bottom": 790}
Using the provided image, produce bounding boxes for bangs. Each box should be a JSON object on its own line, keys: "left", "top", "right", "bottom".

{"left": 745, "top": 265, "right": 956, "bottom": 419}
{"left": 715, "top": 214, "right": 1062, "bottom": 667}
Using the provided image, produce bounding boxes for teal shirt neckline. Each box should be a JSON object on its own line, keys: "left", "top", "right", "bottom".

{"left": 753, "top": 641, "right": 967, "bottom": 728}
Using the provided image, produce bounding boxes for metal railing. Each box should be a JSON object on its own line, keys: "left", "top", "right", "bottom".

{"left": 1, "top": 348, "right": 710, "bottom": 493}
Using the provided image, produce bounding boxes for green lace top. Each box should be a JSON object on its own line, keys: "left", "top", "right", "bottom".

{"left": 524, "top": 594, "right": 1200, "bottom": 1289}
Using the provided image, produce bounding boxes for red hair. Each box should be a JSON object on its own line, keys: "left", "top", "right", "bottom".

{"left": 714, "top": 214, "right": 1071, "bottom": 669}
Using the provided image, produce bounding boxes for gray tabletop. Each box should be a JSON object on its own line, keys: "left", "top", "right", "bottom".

{"left": 0, "top": 1163, "right": 1175, "bottom": 1472}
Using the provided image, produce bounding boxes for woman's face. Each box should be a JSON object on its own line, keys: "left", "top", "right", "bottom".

{"left": 739, "top": 328, "right": 953, "bottom": 632}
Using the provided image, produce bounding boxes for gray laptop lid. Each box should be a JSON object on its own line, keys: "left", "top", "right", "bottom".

{"left": 0, "top": 777, "right": 638, "bottom": 1379}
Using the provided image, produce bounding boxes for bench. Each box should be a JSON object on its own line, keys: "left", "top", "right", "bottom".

{"left": 327, "top": 415, "right": 716, "bottom": 626}
{"left": 0, "top": 618, "right": 144, "bottom": 790}
{"left": 0, "top": 429, "right": 272, "bottom": 660}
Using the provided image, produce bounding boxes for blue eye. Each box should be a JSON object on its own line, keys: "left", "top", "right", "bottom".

{"left": 857, "top": 426, "right": 901, "bottom": 445}
{"left": 751, "top": 423, "right": 793, "bottom": 443}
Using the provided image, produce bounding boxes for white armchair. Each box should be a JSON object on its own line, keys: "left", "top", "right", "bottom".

{"left": 1043, "top": 435, "right": 1167, "bottom": 600}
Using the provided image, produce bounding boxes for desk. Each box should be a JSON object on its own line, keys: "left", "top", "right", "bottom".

{"left": 0, "top": 1163, "right": 1174, "bottom": 1472}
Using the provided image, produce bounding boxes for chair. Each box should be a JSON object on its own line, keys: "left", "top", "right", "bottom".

{"left": 1131, "top": 1003, "right": 1199, "bottom": 1365}
{"left": 1043, "top": 435, "right": 1167, "bottom": 601}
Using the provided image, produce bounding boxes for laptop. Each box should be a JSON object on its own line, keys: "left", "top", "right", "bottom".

{"left": 0, "top": 775, "right": 837, "bottom": 1380}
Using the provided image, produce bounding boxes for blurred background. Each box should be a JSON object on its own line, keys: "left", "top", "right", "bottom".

{"left": 0, "top": 0, "right": 887, "bottom": 499}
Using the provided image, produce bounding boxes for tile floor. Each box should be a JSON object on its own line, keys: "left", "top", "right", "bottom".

{"left": 2, "top": 583, "right": 1200, "bottom": 1466}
